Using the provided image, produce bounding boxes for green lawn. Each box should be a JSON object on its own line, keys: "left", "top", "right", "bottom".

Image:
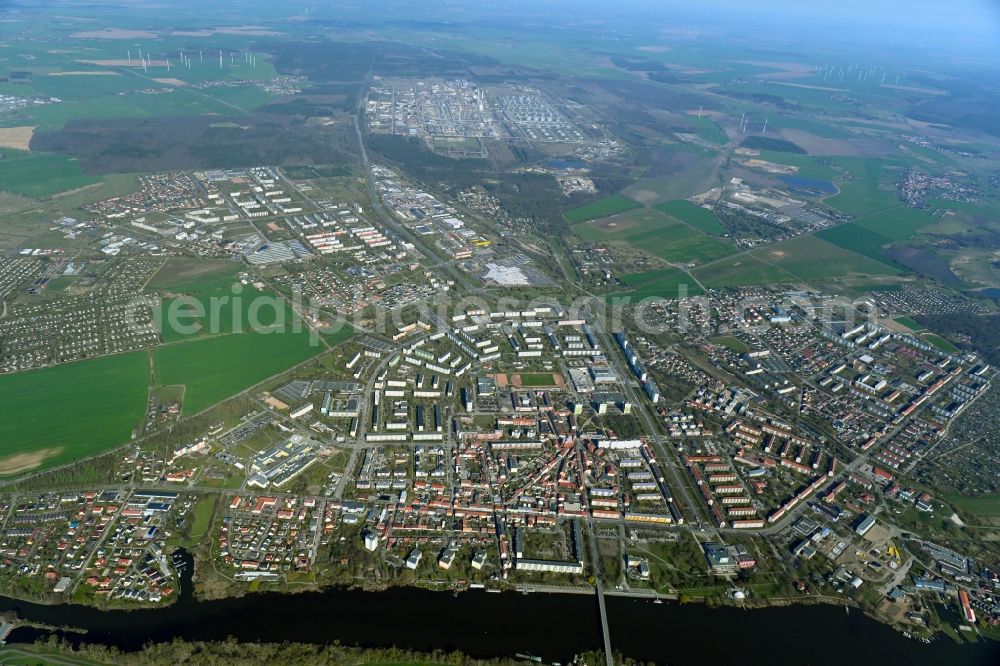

{"left": 564, "top": 194, "right": 640, "bottom": 224}
{"left": 0, "top": 645, "right": 111, "bottom": 665}
{"left": 922, "top": 333, "right": 959, "bottom": 354}
{"left": 709, "top": 336, "right": 750, "bottom": 353}
{"left": 946, "top": 494, "right": 1000, "bottom": 517}
{"left": 653, "top": 200, "right": 726, "bottom": 235}
{"left": 892, "top": 316, "right": 925, "bottom": 331}
{"left": 186, "top": 495, "right": 217, "bottom": 544}
{"left": 0, "top": 352, "right": 149, "bottom": 474}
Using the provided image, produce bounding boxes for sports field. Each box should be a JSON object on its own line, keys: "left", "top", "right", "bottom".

{"left": 516, "top": 372, "right": 560, "bottom": 387}
{"left": 564, "top": 194, "right": 640, "bottom": 224}
{"left": 0, "top": 352, "right": 149, "bottom": 475}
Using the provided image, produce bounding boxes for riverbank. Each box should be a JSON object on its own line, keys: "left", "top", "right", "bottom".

{"left": 2, "top": 578, "right": 999, "bottom": 665}
{"left": 6, "top": 637, "right": 547, "bottom": 666}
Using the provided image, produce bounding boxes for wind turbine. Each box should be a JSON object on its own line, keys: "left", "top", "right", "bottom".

{"left": 762, "top": 118, "right": 768, "bottom": 134}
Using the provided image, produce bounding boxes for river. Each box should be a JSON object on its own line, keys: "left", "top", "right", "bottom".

{"left": 4, "top": 552, "right": 999, "bottom": 665}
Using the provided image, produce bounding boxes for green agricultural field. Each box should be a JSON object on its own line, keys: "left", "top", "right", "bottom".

{"left": 692, "top": 254, "right": 796, "bottom": 288}
{"left": 687, "top": 116, "right": 728, "bottom": 145}
{"left": 767, "top": 115, "right": 857, "bottom": 139}
{"left": 153, "top": 330, "right": 326, "bottom": 415}
{"left": 750, "top": 235, "right": 899, "bottom": 281}
{"left": 826, "top": 158, "right": 899, "bottom": 216}
{"left": 815, "top": 223, "right": 897, "bottom": 267}
{"left": 621, "top": 267, "right": 684, "bottom": 286}
{"left": 611, "top": 269, "right": 704, "bottom": 300}
{"left": 157, "top": 285, "right": 296, "bottom": 343}
{"left": 0, "top": 151, "right": 100, "bottom": 198}
{"left": 0, "top": 352, "right": 149, "bottom": 475}
{"left": 153, "top": 326, "right": 354, "bottom": 415}
{"left": 575, "top": 208, "right": 735, "bottom": 265}
{"left": 623, "top": 156, "right": 719, "bottom": 205}
{"left": 755, "top": 151, "right": 839, "bottom": 181}
{"left": 27, "top": 88, "right": 245, "bottom": 130}
{"left": 564, "top": 194, "right": 640, "bottom": 224}
{"left": 147, "top": 257, "right": 243, "bottom": 293}
{"left": 648, "top": 230, "right": 736, "bottom": 264}
{"left": 653, "top": 200, "right": 726, "bottom": 234}
{"left": 855, "top": 207, "right": 938, "bottom": 241}
{"left": 47, "top": 174, "right": 139, "bottom": 211}
{"left": 572, "top": 207, "right": 678, "bottom": 241}
{"left": 198, "top": 85, "right": 276, "bottom": 111}
{"left": 741, "top": 135, "right": 805, "bottom": 154}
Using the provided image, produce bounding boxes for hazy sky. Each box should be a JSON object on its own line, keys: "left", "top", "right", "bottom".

{"left": 563, "top": 0, "right": 999, "bottom": 34}
{"left": 484, "top": 0, "right": 1000, "bottom": 57}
